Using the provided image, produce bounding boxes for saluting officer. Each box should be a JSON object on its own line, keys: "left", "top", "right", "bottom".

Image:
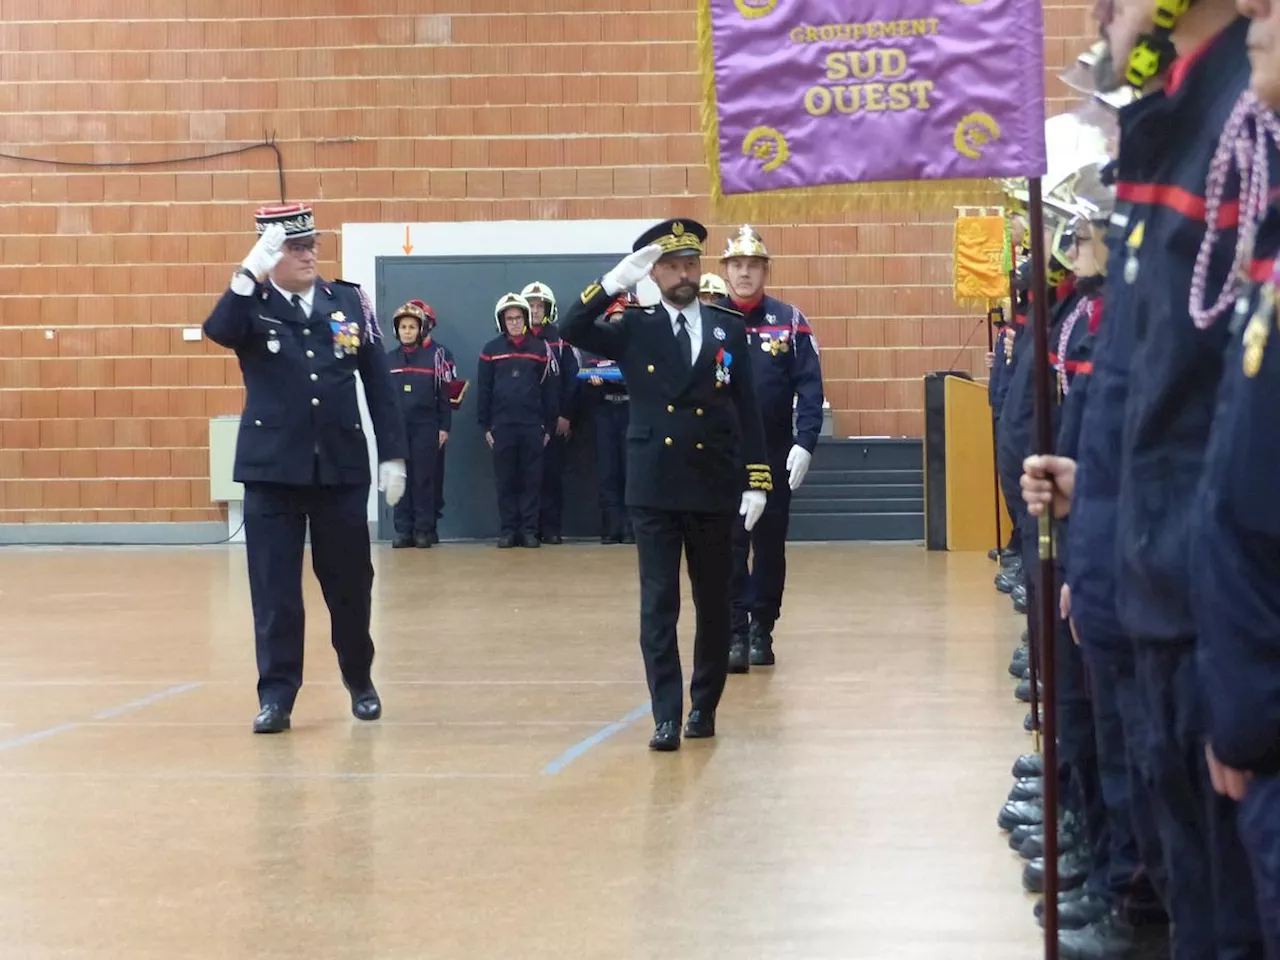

{"left": 717, "top": 226, "right": 824, "bottom": 671}
{"left": 558, "top": 218, "right": 772, "bottom": 751}
{"left": 203, "top": 203, "right": 407, "bottom": 734}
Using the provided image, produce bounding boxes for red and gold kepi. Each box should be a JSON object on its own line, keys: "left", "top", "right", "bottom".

{"left": 254, "top": 202, "right": 316, "bottom": 239}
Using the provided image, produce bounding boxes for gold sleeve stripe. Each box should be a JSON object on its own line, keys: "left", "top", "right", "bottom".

{"left": 580, "top": 282, "right": 603, "bottom": 303}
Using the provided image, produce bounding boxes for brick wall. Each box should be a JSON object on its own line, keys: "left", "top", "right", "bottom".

{"left": 0, "top": 0, "right": 1095, "bottom": 525}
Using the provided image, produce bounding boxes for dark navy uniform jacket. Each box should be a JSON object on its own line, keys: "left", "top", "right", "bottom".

{"left": 997, "top": 282, "right": 1079, "bottom": 500}
{"left": 989, "top": 323, "right": 1012, "bottom": 414}
{"left": 559, "top": 283, "right": 771, "bottom": 515}
{"left": 1115, "top": 15, "right": 1279, "bottom": 642}
{"left": 476, "top": 333, "right": 557, "bottom": 432}
{"left": 1194, "top": 218, "right": 1280, "bottom": 774}
{"left": 387, "top": 341, "right": 453, "bottom": 429}
{"left": 203, "top": 278, "right": 407, "bottom": 486}
{"left": 1065, "top": 201, "right": 1142, "bottom": 650}
{"left": 721, "top": 294, "right": 825, "bottom": 458}
{"left": 1051, "top": 283, "right": 1103, "bottom": 577}
{"left": 534, "top": 321, "right": 581, "bottom": 424}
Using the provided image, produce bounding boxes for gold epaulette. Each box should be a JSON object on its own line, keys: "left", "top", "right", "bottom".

{"left": 746, "top": 463, "right": 773, "bottom": 492}
{"left": 579, "top": 281, "right": 604, "bottom": 303}
{"left": 708, "top": 302, "right": 743, "bottom": 318}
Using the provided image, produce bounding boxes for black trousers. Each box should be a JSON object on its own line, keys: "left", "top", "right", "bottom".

{"left": 243, "top": 481, "right": 375, "bottom": 711}
{"left": 730, "top": 471, "right": 792, "bottom": 633}
{"left": 392, "top": 421, "right": 440, "bottom": 537}
{"left": 630, "top": 506, "right": 734, "bottom": 725}
{"left": 539, "top": 432, "right": 568, "bottom": 537}
{"left": 434, "top": 444, "right": 446, "bottom": 523}
{"left": 593, "top": 400, "right": 630, "bottom": 535}
{"left": 493, "top": 424, "right": 544, "bottom": 537}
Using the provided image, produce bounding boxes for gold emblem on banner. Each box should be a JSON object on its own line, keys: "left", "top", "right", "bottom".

{"left": 734, "top": 0, "right": 778, "bottom": 18}
{"left": 954, "top": 113, "right": 1002, "bottom": 160}
{"left": 743, "top": 126, "right": 790, "bottom": 174}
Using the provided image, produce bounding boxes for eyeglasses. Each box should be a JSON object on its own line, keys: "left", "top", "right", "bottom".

{"left": 284, "top": 239, "right": 318, "bottom": 255}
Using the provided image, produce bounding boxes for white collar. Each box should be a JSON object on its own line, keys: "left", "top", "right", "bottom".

{"left": 271, "top": 280, "right": 316, "bottom": 308}
{"left": 661, "top": 299, "right": 700, "bottom": 326}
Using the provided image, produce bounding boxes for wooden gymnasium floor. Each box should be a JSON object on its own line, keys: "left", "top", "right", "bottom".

{"left": 0, "top": 540, "right": 1041, "bottom": 959}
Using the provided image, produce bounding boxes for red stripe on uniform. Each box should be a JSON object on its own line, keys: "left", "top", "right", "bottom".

{"left": 1115, "top": 182, "right": 1241, "bottom": 227}
{"left": 480, "top": 353, "right": 547, "bottom": 363}
{"left": 1251, "top": 258, "right": 1277, "bottom": 283}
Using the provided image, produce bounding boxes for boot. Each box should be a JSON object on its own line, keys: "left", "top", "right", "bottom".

{"left": 1022, "top": 849, "right": 1091, "bottom": 893}
{"left": 1058, "top": 909, "right": 1170, "bottom": 960}
{"left": 1012, "top": 753, "right": 1043, "bottom": 778}
{"left": 1015, "top": 678, "right": 1043, "bottom": 703}
{"left": 392, "top": 533, "right": 413, "bottom": 548}
{"left": 601, "top": 511, "right": 621, "bottom": 544}
{"left": 1008, "top": 776, "right": 1043, "bottom": 803}
{"left": 728, "top": 631, "right": 750, "bottom": 674}
{"left": 749, "top": 618, "right": 775, "bottom": 666}
{"left": 1034, "top": 889, "right": 1109, "bottom": 930}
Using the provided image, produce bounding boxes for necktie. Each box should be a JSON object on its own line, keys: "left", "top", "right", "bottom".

{"left": 675, "top": 313, "right": 692, "bottom": 368}
{"left": 291, "top": 293, "right": 307, "bottom": 322}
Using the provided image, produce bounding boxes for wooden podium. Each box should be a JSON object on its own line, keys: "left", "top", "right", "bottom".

{"left": 922, "top": 372, "right": 1011, "bottom": 551}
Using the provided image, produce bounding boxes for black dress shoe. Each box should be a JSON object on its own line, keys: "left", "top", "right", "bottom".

{"left": 1024, "top": 708, "right": 1041, "bottom": 731}
{"left": 347, "top": 685, "right": 382, "bottom": 721}
{"left": 1034, "top": 890, "right": 1108, "bottom": 930}
{"left": 684, "top": 708, "right": 715, "bottom": 739}
{"left": 995, "top": 571, "right": 1018, "bottom": 593}
{"left": 1058, "top": 910, "right": 1170, "bottom": 960}
{"left": 253, "top": 703, "right": 291, "bottom": 734}
{"left": 1009, "top": 645, "right": 1030, "bottom": 677}
{"left": 1012, "top": 752, "right": 1043, "bottom": 778}
{"left": 1015, "top": 678, "right": 1043, "bottom": 702}
{"left": 1013, "top": 584, "right": 1028, "bottom": 614}
{"left": 649, "top": 720, "right": 680, "bottom": 751}
{"left": 1023, "top": 849, "right": 1091, "bottom": 893}
{"left": 498, "top": 533, "right": 517, "bottom": 548}
{"left": 749, "top": 619, "right": 775, "bottom": 666}
{"left": 392, "top": 533, "right": 413, "bottom": 548}
{"left": 998, "top": 798, "right": 1044, "bottom": 831}
{"left": 521, "top": 532, "right": 541, "bottom": 548}
{"left": 988, "top": 548, "right": 1000, "bottom": 560}
{"left": 727, "top": 632, "right": 750, "bottom": 673}
{"left": 414, "top": 532, "right": 432, "bottom": 548}
{"left": 1019, "top": 822, "right": 1083, "bottom": 860}
{"left": 1008, "top": 776, "right": 1043, "bottom": 802}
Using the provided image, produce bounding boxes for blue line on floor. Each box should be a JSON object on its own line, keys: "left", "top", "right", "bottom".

{"left": 91, "top": 682, "right": 203, "bottom": 720}
{"left": 0, "top": 723, "right": 82, "bottom": 754}
{"left": 542, "top": 701, "right": 651, "bottom": 775}
{"left": 0, "top": 682, "right": 204, "bottom": 754}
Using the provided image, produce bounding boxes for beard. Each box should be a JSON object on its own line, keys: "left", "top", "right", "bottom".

{"left": 663, "top": 280, "right": 698, "bottom": 307}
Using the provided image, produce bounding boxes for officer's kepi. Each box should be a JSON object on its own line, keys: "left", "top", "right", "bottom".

{"left": 254, "top": 202, "right": 316, "bottom": 240}
{"left": 632, "top": 218, "right": 707, "bottom": 259}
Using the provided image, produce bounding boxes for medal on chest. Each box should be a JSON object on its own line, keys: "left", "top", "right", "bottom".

{"left": 329, "top": 312, "right": 360, "bottom": 358}
{"left": 714, "top": 347, "right": 733, "bottom": 387}
{"left": 267, "top": 337, "right": 280, "bottom": 354}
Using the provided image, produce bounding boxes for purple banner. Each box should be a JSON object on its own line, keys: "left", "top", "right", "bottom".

{"left": 705, "top": 0, "right": 1047, "bottom": 195}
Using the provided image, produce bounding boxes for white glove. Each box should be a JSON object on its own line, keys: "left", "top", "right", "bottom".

{"left": 739, "top": 490, "right": 766, "bottom": 532}
{"left": 602, "top": 244, "right": 663, "bottom": 296}
{"left": 379, "top": 459, "right": 407, "bottom": 507}
{"left": 786, "top": 444, "right": 812, "bottom": 490}
{"left": 237, "top": 223, "right": 286, "bottom": 285}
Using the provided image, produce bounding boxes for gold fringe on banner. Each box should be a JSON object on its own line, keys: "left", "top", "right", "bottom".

{"left": 696, "top": 0, "right": 1006, "bottom": 221}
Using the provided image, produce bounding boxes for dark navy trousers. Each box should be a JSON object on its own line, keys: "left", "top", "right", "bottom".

{"left": 493, "top": 424, "right": 544, "bottom": 538}
{"left": 1239, "top": 772, "right": 1280, "bottom": 958}
{"left": 392, "top": 421, "right": 440, "bottom": 538}
{"left": 243, "top": 480, "right": 375, "bottom": 711}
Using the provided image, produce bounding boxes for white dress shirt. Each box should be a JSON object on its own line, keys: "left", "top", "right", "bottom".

{"left": 661, "top": 299, "right": 702, "bottom": 364}
{"left": 272, "top": 280, "right": 316, "bottom": 318}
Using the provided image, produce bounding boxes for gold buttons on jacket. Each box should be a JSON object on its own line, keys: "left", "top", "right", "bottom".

{"left": 647, "top": 364, "right": 655, "bottom": 373}
{"left": 667, "top": 404, "right": 675, "bottom": 413}
{"left": 664, "top": 437, "right": 673, "bottom": 446}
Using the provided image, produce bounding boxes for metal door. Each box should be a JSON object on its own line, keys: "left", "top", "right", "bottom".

{"left": 374, "top": 253, "right": 625, "bottom": 542}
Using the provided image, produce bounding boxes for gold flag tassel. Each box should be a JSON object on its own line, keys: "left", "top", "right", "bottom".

{"left": 696, "top": 1, "right": 1006, "bottom": 219}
